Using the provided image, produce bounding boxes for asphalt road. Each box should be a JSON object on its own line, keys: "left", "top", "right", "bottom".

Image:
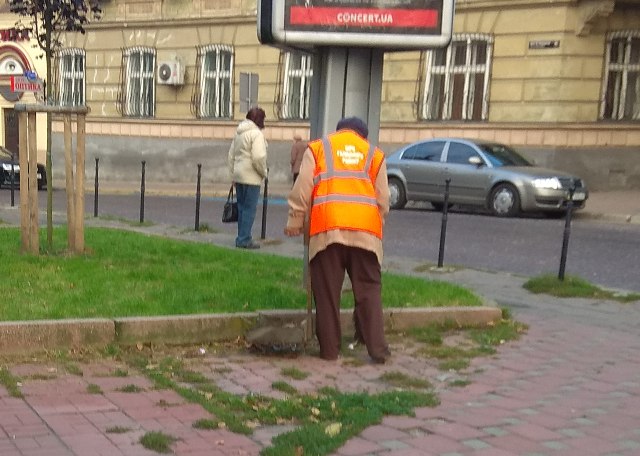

{"left": 7, "top": 189, "right": 640, "bottom": 293}
{"left": 383, "top": 204, "right": 640, "bottom": 293}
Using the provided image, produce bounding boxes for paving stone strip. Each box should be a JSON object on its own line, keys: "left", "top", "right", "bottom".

{"left": 2, "top": 302, "right": 639, "bottom": 456}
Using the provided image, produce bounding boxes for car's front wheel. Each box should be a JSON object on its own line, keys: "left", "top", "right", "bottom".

{"left": 489, "top": 183, "right": 520, "bottom": 217}
{"left": 388, "top": 177, "right": 407, "bottom": 210}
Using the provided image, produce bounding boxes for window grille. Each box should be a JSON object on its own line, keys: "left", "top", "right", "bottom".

{"left": 192, "top": 45, "right": 233, "bottom": 119}
{"left": 417, "top": 34, "right": 493, "bottom": 121}
{"left": 120, "top": 47, "right": 156, "bottom": 118}
{"left": 601, "top": 30, "right": 640, "bottom": 121}
{"left": 57, "top": 48, "right": 85, "bottom": 106}
{"left": 276, "top": 51, "right": 313, "bottom": 120}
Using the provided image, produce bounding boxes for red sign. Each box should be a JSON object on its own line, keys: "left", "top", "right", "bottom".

{"left": 0, "top": 28, "right": 29, "bottom": 42}
{"left": 289, "top": 6, "right": 438, "bottom": 29}
{"left": 10, "top": 76, "right": 43, "bottom": 93}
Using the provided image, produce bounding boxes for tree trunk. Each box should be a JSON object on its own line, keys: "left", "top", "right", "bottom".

{"left": 45, "top": 8, "right": 53, "bottom": 249}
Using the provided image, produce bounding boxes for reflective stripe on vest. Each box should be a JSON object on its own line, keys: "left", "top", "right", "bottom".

{"left": 309, "top": 132, "right": 383, "bottom": 238}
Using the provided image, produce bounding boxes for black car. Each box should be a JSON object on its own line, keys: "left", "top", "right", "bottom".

{"left": 0, "top": 147, "right": 47, "bottom": 190}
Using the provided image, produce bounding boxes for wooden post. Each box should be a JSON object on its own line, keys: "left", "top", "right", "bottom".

{"left": 18, "top": 112, "right": 29, "bottom": 251}
{"left": 15, "top": 104, "right": 90, "bottom": 255}
{"left": 75, "top": 114, "right": 86, "bottom": 253}
{"left": 27, "top": 112, "right": 39, "bottom": 254}
{"left": 63, "top": 114, "right": 76, "bottom": 251}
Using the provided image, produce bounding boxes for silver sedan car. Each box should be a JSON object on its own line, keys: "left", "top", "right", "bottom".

{"left": 386, "top": 138, "right": 588, "bottom": 217}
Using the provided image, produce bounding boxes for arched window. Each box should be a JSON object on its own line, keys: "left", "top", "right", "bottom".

{"left": 119, "top": 47, "right": 156, "bottom": 118}
{"left": 601, "top": 30, "right": 640, "bottom": 121}
{"left": 56, "top": 48, "right": 85, "bottom": 106}
{"left": 417, "top": 34, "right": 493, "bottom": 121}
{"left": 193, "top": 44, "right": 233, "bottom": 119}
{"left": 276, "top": 51, "right": 313, "bottom": 120}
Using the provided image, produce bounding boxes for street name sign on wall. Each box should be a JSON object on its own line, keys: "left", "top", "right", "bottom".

{"left": 10, "top": 75, "right": 43, "bottom": 93}
{"left": 258, "top": 0, "right": 454, "bottom": 51}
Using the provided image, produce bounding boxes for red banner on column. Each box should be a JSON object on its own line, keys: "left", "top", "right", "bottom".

{"left": 290, "top": 6, "right": 439, "bottom": 29}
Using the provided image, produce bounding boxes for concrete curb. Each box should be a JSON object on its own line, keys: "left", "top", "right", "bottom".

{"left": 574, "top": 212, "right": 640, "bottom": 225}
{"left": 0, "top": 319, "right": 115, "bottom": 355}
{"left": 0, "top": 307, "right": 502, "bottom": 356}
{"left": 114, "top": 313, "right": 259, "bottom": 345}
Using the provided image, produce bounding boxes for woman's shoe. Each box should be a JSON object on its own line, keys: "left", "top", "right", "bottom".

{"left": 236, "top": 242, "right": 260, "bottom": 249}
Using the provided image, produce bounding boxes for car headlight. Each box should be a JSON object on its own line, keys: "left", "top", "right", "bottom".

{"left": 2, "top": 163, "right": 18, "bottom": 171}
{"left": 532, "top": 177, "right": 562, "bottom": 190}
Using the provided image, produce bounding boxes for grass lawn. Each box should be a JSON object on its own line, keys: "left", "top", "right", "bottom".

{"left": 523, "top": 273, "right": 640, "bottom": 303}
{"left": 0, "top": 227, "right": 482, "bottom": 321}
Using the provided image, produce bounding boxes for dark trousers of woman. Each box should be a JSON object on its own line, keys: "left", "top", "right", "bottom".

{"left": 309, "top": 243, "right": 389, "bottom": 362}
{"left": 235, "top": 183, "right": 261, "bottom": 247}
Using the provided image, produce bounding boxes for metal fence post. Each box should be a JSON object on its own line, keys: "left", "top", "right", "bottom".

{"left": 9, "top": 153, "right": 16, "bottom": 207}
{"left": 139, "top": 160, "right": 146, "bottom": 224}
{"left": 437, "top": 178, "right": 451, "bottom": 268}
{"left": 558, "top": 186, "right": 576, "bottom": 281}
{"left": 94, "top": 157, "right": 99, "bottom": 217}
{"left": 195, "top": 164, "right": 202, "bottom": 231}
{"left": 261, "top": 169, "right": 269, "bottom": 239}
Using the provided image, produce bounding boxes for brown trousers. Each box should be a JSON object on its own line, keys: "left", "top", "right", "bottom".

{"left": 310, "top": 243, "right": 388, "bottom": 361}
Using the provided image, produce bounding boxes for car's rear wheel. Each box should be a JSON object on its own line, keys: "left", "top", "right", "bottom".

{"left": 489, "top": 183, "right": 520, "bottom": 217}
{"left": 388, "top": 177, "right": 407, "bottom": 210}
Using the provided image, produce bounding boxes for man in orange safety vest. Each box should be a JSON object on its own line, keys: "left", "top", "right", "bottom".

{"left": 284, "top": 117, "right": 391, "bottom": 363}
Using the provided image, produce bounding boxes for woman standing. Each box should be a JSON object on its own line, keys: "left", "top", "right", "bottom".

{"left": 227, "top": 107, "right": 268, "bottom": 249}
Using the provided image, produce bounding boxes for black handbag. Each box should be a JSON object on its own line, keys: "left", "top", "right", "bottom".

{"left": 222, "top": 185, "right": 238, "bottom": 223}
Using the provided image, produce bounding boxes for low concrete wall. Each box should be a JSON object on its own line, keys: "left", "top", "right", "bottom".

{"left": 0, "top": 307, "right": 502, "bottom": 356}
{"left": 51, "top": 134, "right": 639, "bottom": 192}
{"left": 523, "top": 146, "right": 640, "bottom": 191}
{"left": 51, "top": 134, "right": 297, "bottom": 188}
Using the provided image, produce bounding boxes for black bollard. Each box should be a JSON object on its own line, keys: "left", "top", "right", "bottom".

{"left": 195, "top": 164, "right": 202, "bottom": 231}
{"left": 94, "top": 157, "right": 99, "bottom": 217}
{"left": 140, "top": 160, "right": 146, "bottom": 224}
{"left": 558, "top": 186, "right": 576, "bottom": 281}
{"left": 261, "top": 171, "right": 269, "bottom": 239}
{"left": 437, "top": 178, "right": 451, "bottom": 268}
{"left": 9, "top": 153, "right": 16, "bottom": 207}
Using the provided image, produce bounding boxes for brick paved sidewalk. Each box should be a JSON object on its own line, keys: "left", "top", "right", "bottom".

{"left": 2, "top": 297, "right": 640, "bottom": 456}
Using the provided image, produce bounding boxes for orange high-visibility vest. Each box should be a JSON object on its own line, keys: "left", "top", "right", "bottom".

{"left": 309, "top": 130, "right": 385, "bottom": 238}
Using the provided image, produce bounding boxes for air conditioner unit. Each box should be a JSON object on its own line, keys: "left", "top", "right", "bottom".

{"left": 157, "top": 59, "right": 184, "bottom": 85}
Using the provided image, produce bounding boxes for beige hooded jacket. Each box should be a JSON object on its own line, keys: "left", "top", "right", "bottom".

{"left": 227, "top": 119, "right": 268, "bottom": 185}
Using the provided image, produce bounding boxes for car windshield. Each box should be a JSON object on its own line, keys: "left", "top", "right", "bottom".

{"left": 0, "top": 148, "right": 13, "bottom": 160}
{"left": 477, "top": 143, "right": 532, "bottom": 167}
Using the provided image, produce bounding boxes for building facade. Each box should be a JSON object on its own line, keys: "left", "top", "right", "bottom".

{"left": 0, "top": 5, "right": 47, "bottom": 164}
{"left": 2, "top": 0, "right": 639, "bottom": 189}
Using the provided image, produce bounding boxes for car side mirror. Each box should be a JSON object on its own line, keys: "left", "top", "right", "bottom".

{"left": 468, "top": 156, "right": 483, "bottom": 167}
